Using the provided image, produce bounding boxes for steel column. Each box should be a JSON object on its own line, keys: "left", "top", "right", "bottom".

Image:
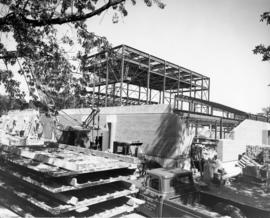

{"left": 105, "top": 53, "right": 109, "bottom": 107}
{"left": 163, "top": 61, "right": 166, "bottom": 104}
{"left": 201, "top": 77, "right": 203, "bottom": 113}
{"left": 138, "top": 85, "right": 141, "bottom": 104}
{"left": 120, "top": 46, "right": 125, "bottom": 105}
{"left": 126, "top": 83, "right": 129, "bottom": 105}
{"left": 92, "top": 56, "right": 96, "bottom": 107}
{"left": 208, "top": 78, "right": 210, "bottom": 101}
{"left": 177, "top": 68, "right": 180, "bottom": 109}
{"left": 146, "top": 55, "right": 151, "bottom": 104}
{"left": 220, "top": 119, "right": 223, "bottom": 139}
{"left": 214, "top": 121, "right": 217, "bottom": 140}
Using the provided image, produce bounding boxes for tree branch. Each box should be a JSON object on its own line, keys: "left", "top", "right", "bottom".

{"left": 0, "top": 0, "right": 125, "bottom": 27}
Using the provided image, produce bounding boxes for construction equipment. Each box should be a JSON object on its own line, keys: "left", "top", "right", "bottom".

{"left": 137, "top": 167, "right": 270, "bottom": 218}
{"left": 58, "top": 108, "right": 100, "bottom": 147}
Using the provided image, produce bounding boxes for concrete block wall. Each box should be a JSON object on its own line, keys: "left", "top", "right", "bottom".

{"left": 217, "top": 139, "right": 246, "bottom": 162}
{"left": 217, "top": 119, "right": 270, "bottom": 162}
{"left": 231, "top": 119, "right": 270, "bottom": 145}
{"left": 58, "top": 104, "right": 193, "bottom": 167}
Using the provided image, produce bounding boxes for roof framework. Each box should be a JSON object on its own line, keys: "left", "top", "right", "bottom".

{"left": 85, "top": 44, "right": 210, "bottom": 107}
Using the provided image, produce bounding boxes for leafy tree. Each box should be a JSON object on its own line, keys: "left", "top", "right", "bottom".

{"left": 262, "top": 106, "right": 270, "bottom": 118}
{"left": 253, "top": 11, "right": 270, "bottom": 61}
{"left": 0, "top": 0, "right": 165, "bottom": 109}
{"left": 0, "top": 94, "right": 28, "bottom": 115}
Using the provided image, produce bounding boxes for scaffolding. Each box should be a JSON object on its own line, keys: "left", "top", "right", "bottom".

{"left": 84, "top": 44, "right": 210, "bottom": 108}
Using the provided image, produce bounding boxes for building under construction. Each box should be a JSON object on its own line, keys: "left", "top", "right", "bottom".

{"left": 0, "top": 45, "right": 270, "bottom": 217}
{"left": 81, "top": 45, "right": 266, "bottom": 137}
{"left": 57, "top": 44, "right": 270, "bottom": 167}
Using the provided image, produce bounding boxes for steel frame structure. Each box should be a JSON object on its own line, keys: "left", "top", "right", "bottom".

{"left": 84, "top": 45, "right": 210, "bottom": 108}
{"left": 83, "top": 45, "right": 268, "bottom": 140}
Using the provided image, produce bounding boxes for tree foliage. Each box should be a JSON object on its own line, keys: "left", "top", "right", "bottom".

{"left": 0, "top": 94, "right": 28, "bottom": 115}
{"left": 253, "top": 11, "right": 270, "bottom": 61}
{"left": 0, "top": 0, "right": 165, "bottom": 110}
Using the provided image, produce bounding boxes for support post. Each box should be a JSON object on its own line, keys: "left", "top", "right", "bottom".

{"left": 92, "top": 56, "right": 96, "bottom": 107}
{"left": 163, "top": 61, "right": 166, "bottom": 104}
{"left": 97, "top": 56, "right": 101, "bottom": 107}
{"left": 138, "top": 85, "right": 141, "bottom": 104}
{"left": 146, "top": 55, "right": 151, "bottom": 104}
{"left": 201, "top": 77, "right": 203, "bottom": 113}
{"left": 112, "top": 83, "right": 116, "bottom": 105}
{"left": 120, "top": 46, "right": 125, "bottom": 105}
{"left": 220, "top": 119, "right": 223, "bottom": 139}
{"left": 177, "top": 68, "right": 180, "bottom": 109}
{"left": 195, "top": 121, "right": 198, "bottom": 137}
{"left": 126, "top": 83, "right": 129, "bottom": 105}
{"left": 105, "top": 53, "right": 109, "bottom": 107}
{"left": 214, "top": 121, "right": 217, "bottom": 140}
{"left": 149, "top": 89, "right": 152, "bottom": 104}
{"left": 208, "top": 78, "right": 210, "bottom": 101}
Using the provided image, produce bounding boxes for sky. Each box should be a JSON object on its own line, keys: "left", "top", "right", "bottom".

{"left": 1, "top": 0, "right": 270, "bottom": 114}
{"left": 84, "top": 0, "right": 270, "bottom": 114}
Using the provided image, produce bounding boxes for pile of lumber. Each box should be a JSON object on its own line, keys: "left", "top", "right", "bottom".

{"left": 0, "top": 143, "right": 144, "bottom": 217}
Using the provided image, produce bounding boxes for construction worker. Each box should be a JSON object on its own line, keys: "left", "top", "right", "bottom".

{"left": 7, "top": 119, "right": 18, "bottom": 136}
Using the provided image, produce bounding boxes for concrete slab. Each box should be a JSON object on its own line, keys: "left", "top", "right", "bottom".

{"left": 0, "top": 205, "right": 20, "bottom": 218}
